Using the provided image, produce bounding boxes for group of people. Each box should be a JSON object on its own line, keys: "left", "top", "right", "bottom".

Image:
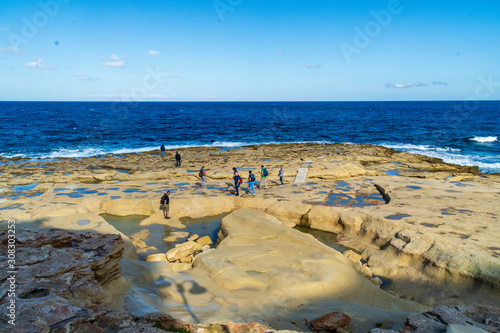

{"left": 160, "top": 145, "right": 182, "bottom": 168}
{"left": 232, "top": 165, "right": 284, "bottom": 196}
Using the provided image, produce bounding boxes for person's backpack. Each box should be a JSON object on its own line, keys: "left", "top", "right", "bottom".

{"left": 263, "top": 168, "right": 268, "bottom": 177}
{"left": 160, "top": 195, "right": 166, "bottom": 205}
{"left": 250, "top": 174, "right": 256, "bottom": 182}
{"left": 199, "top": 169, "right": 204, "bottom": 177}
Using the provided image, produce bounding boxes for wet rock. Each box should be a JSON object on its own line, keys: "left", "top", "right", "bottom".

{"left": 310, "top": 312, "right": 351, "bottom": 331}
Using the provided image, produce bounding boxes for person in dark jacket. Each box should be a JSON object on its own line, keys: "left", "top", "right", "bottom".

{"left": 160, "top": 191, "right": 171, "bottom": 219}
{"left": 175, "top": 152, "right": 181, "bottom": 167}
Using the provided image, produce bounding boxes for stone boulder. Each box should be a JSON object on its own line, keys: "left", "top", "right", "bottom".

{"left": 310, "top": 312, "right": 351, "bottom": 331}
{"left": 166, "top": 241, "right": 204, "bottom": 262}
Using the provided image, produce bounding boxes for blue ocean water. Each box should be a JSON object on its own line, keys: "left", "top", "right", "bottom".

{"left": 0, "top": 101, "right": 499, "bottom": 173}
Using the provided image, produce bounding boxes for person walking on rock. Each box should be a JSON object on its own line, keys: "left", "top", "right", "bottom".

{"left": 175, "top": 151, "right": 182, "bottom": 168}
{"left": 160, "top": 191, "right": 171, "bottom": 219}
{"left": 160, "top": 144, "right": 165, "bottom": 158}
{"left": 199, "top": 166, "right": 206, "bottom": 188}
{"left": 278, "top": 165, "right": 284, "bottom": 186}
{"left": 248, "top": 170, "right": 256, "bottom": 195}
{"left": 233, "top": 167, "right": 242, "bottom": 196}
{"left": 259, "top": 165, "right": 268, "bottom": 189}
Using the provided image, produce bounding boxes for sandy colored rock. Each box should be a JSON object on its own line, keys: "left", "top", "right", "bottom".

{"left": 121, "top": 209, "right": 427, "bottom": 332}
{"left": 343, "top": 250, "right": 362, "bottom": 263}
{"left": 188, "top": 234, "right": 199, "bottom": 242}
{"left": 265, "top": 201, "right": 311, "bottom": 225}
{"left": 196, "top": 235, "right": 213, "bottom": 246}
{"left": 145, "top": 253, "right": 168, "bottom": 262}
{"left": 166, "top": 241, "right": 204, "bottom": 262}
{"left": 305, "top": 204, "right": 343, "bottom": 233}
{"left": 100, "top": 198, "right": 155, "bottom": 216}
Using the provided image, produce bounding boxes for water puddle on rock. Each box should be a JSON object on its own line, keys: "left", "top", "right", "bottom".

{"left": 100, "top": 213, "right": 227, "bottom": 261}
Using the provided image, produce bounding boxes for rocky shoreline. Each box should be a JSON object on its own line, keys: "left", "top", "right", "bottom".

{"left": 1, "top": 143, "right": 500, "bottom": 332}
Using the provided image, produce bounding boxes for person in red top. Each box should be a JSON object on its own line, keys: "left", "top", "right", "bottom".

{"left": 200, "top": 166, "right": 206, "bottom": 188}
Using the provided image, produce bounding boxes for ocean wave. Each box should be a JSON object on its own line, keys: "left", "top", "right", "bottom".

{"left": 469, "top": 136, "right": 498, "bottom": 143}
{"left": 381, "top": 143, "right": 462, "bottom": 153}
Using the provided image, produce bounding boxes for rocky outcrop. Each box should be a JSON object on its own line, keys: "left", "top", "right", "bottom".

{"left": 370, "top": 305, "right": 500, "bottom": 333}
{"left": 0, "top": 228, "right": 192, "bottom": 332}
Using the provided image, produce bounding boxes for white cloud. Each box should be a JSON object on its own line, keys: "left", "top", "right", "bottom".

{"left": 148, "top": 50, "right": 160, "bottom": 56}
{"left": 24, "top": 59, "right": 44, "bottom": 69}
{"left": 385, "top": 82, "right": 427, "bottom": 89}
{"left": 385, "top": 81, "right": 448, "bottom": 89}
{"left": 101, "top": 54, "right": 126, "bottom": 68}
{"left": 77, "top": 73, "right": 100, "bottom": 81}
{"left": 87, "top": 93, "right": 175, "bottom": 99}
{"left": 304, "top": 64, "right": 322, "bottom": 69}
{"left": 0, "top": 46, "right": 19, "bottom": 53}
{"left": 0, "top": 26, "right": 10, "bottom": 32}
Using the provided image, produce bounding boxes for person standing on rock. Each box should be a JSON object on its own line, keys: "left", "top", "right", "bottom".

{"left": 160, "top": 144, "right": 165, "bottom": 158}
{"left": 259, "top": 165, "right": 268, "bottom": 189}
{"left": 199, "top": 166, "right": 206, "bottom": 188}
{"left": 278, "top": 165, "right": 284, "bottom": 186}
{"left": 233, "top": 167, "right": 242, "bottom": 196}
{"left": 175, "top": 151, "right": 182, "bottom": 168}
{"left": 248, "top": 170, "right": 256, "bottom": 195}
{"left": 160, "top": 191, "right": 171, "bottom": 219}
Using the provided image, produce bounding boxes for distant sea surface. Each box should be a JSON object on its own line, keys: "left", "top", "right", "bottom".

{"left": 1, "top": 101, "right": 499, "bottom": 173}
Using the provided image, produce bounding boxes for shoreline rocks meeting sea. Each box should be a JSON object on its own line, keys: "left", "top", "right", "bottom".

{"left": 1, "top": 143, "right": 500, "bottom": 332}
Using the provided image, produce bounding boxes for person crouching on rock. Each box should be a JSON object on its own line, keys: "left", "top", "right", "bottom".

{"left": 160, "top": 191, "right": 171, "bottom": 219}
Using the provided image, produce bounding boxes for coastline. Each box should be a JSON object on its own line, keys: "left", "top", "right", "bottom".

{"left": 1, "top": 142, "right": 500, "bottom": 331}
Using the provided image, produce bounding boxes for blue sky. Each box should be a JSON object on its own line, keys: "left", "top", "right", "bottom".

{"left": 1, "top": 0, "right": 499, "bottom": 101}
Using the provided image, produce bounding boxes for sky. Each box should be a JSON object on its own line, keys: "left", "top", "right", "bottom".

{"left": 0, "top": 0, "right": 499, "bottom": 101}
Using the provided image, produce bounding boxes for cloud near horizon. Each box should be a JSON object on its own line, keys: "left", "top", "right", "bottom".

{"left": 24, "top": 59, "right": 44, "bottom": 69}
{"left": 148, "top": 50, "right": 160, "bottom": 56}
{"left": 0, "top": 46, "right": 19, "bottom": 53}
{"left": 101, "top": 54, "right": 126, "bottom": 68}
{"left": 77, "top": 73, "right": 100, "bottom": 81}
{"left": 385, "top": 81, "right": 448, "bottom": 88}
{"left": 304, "top": 64, "right": 322, "bottom": 69}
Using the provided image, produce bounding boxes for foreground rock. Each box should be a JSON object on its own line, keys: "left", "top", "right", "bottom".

{"left": 370, "top": 305, "right": 500, "bottom": 333}
{"left": 120, "top": 209, "right": 428, "bottom": 332}
{"left": 0, "top": 229, "right": 190, "bottom": 332}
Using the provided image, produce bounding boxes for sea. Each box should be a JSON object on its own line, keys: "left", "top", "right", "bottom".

{"left": 0, "top": 101, "right": 499, "bottom": 173}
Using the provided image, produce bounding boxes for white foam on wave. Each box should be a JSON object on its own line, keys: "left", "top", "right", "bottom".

{"left": 381, "top": 143, "right": 462, "bottom": 153}
{"left": 469, "top": 136, "right": 498, "bottom": 143}
{"left": 381, "top": 142, "right": 500, "bottom": 173}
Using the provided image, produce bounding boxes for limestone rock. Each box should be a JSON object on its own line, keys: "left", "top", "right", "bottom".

{"left": 100, "top": 198, "right": 155, "bottom": 216}
{"left": 129, "top": 229, "right": 150, "bottom": 242}
{"left": 169, "top": 262, "right": 192, "bottom": 272}
{"left": 145, "top": 253, "right": 168, "bottom": 262}
{"left": 304, "top": 205, "right": 343, "bottom": 233}
{"left": 166, "top": 241, "right": 203, "bottom": 262}
{"left": 343, "top": 250, "right": 362, "bottom": 263}
{"left": 196, "top": 235, "right": 213, "bottom": 246}
{"left": 310, "top": 312, "right": 351, "bottom": 331}
{"left": 188, "top": 234, "right": 200, "bottom": 242}
{"left": 265, "top": 201, "right": 311, "bottom": 225}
